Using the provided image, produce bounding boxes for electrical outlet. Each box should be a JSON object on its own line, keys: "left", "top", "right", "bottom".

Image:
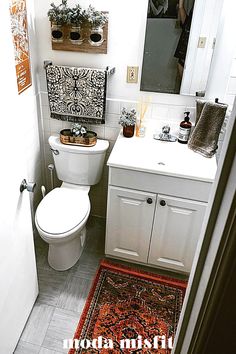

{"left": 127, "top": 66, "right": 139, "bottom": 83}
{"left": 198, "top": 37, "right": 207, "bottom": 48}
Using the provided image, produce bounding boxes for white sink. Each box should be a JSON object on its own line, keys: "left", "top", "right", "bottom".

{"left": 107, "top": 132, "right": 217, "bottom": 182}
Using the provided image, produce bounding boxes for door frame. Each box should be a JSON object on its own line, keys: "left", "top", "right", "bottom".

{"left": 173, "top": 100, "right": 236, "bottom": 353}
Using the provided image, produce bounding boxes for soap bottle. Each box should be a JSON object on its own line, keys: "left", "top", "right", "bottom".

{"left": 178, "top": 112, "right": 192, "bottom": 144}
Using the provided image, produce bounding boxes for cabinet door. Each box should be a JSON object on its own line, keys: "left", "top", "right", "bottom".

{"left": 148, "top": 194, "right": 207, "bottom": 273}
{"left": 105, "top": 186, "right": 156, "bottom": 263}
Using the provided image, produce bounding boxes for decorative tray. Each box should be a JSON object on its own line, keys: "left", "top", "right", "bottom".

{"left": 60, "top": 129, "right": 97, "bottom": 147}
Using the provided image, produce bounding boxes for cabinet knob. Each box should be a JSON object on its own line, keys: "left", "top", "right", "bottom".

{"left": 147, "top": 198, "right": 153, "bottom": 204}
{"left": 160, "top": 200, "right": 166, "bottom": 206}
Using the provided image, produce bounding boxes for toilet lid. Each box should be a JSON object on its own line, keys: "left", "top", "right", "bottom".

{"left": 36, "top": 188, "right": 90, "bottom": 235}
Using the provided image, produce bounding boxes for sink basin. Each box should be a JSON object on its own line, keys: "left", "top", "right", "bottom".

{"left": 107, "top": 132, "right": 217, "bottom": 182}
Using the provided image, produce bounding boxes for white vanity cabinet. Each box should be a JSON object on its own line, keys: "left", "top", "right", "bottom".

{"left": 148, "top": 194, "right": 206, "bottom": 272}
{"left": 105, "top": 179, "right": 207, "bottom": 273}
{"left": 105, "top": 134, "right": 216, "bottom": 274}
{"left": 106, "top": 186, "right": 156, "bottom": 263}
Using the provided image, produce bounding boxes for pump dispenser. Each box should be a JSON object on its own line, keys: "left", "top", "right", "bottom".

{"left": 178, "top": 111, "right": 192, "bottom": 144}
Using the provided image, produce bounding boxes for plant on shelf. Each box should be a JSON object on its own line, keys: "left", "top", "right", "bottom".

{"left": 68, "top": 4, "right": 87, "bottom": 26}
{"left": 47, "top": 0, "right": 71, "bottom": 42}
{"left": 119, "top": 107, "right": 137, "bottom": 138}
{"left": 47, "top": 0, "right": 70, "bottom": 24}
{"left": 86, "top": 5, "right": 107, "bottom": 28}
{"left": 67, "top": 4, "right": 87, "bottom": 44}
{"left": 86, "top": 5, "right": 108, "bottom": 46}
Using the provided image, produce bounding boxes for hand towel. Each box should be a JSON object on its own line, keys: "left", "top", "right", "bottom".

{"left": 188, "top": 101, "right": 227, "bottom": 158}
{"left": 46, "top": 65, "right": 107, "bottom": 124}
{"left": 195, "top": 99, "right": 205, "bottom": 125}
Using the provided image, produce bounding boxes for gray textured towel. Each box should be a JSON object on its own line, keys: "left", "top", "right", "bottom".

{"left": 195, "top": 99, "right": 205, "bottom": 125}
{"left": 188, "top": 101, "right": 227, "bottom": 158}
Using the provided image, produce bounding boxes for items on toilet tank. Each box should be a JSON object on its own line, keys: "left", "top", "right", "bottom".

{"left": 178, "top": 111, "right": 192, "bottom": 144}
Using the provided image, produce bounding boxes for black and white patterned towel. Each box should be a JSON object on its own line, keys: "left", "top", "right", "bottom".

{"left": 46, "top": 65, "right": 107, "bottom": 124}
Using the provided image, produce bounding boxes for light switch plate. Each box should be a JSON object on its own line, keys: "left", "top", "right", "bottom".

{"left": 198, "top": 37, "right": 207, "bottom": 48}
{"left": 127, "top": 66, "right": 139, "bottom": 83}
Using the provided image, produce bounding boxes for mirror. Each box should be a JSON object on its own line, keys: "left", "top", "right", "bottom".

{"left": 141, "top": 0, "right": 221, "bottom": 96}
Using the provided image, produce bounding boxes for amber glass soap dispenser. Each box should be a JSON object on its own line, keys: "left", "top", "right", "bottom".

{"left": 178, "top": 111, "right": 192, "bottom": 144}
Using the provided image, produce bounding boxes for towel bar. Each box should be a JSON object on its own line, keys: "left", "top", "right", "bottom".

{"left": 43, "top": 60, "right": 115, "bottom": 76}
{"left": 43, "top": 60, "right": 52, "bottom": 69}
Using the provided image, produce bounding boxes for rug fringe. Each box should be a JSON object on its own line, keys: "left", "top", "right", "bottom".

{"left": 100, "top": 258, "right": 188, "bottom": 289}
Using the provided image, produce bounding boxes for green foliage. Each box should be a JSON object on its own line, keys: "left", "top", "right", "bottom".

{"left": 86, "top": 5, "right": 108, "bottom": 28}
{"left": 47, "top": 0, "right": 71, "bottom": 24}
{"left": 71, "top": 123, "right": 87, "bottom": 137}
{"left": 119, "top": 108, "right": 137, "bottom": 127}
{"left": 67, "top": 4, "right": 87, "bottom": 25}
{"left": 48, "top": 2, "right": 108, "bottom": 27}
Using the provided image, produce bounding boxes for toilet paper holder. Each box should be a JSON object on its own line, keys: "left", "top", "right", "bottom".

{"left": 20, "top": 179, "right": 36, "bottom": 193}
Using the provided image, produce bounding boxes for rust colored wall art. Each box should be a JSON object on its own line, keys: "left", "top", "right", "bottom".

{"left": 9, "top": 0, "right": 32, "bottom": 94}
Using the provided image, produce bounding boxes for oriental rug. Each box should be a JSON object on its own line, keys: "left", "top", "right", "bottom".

{"left": 69, "top": 260, "right": 187, "bottom": 354}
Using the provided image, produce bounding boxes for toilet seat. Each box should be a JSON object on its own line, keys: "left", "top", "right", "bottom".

{"left": 35, "top": 187, "right": 90, "bottom": 237}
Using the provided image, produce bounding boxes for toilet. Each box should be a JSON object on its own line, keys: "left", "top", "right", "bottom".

{"left": 35, "top": 135, "right": 109, "bottom": 271}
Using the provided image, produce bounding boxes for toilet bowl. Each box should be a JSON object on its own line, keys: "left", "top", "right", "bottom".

{"left": 35, "top": 184, "right": 90, "bottom": 271}
{"left": 35, "top": 136, "right": 109, "bottom": 271}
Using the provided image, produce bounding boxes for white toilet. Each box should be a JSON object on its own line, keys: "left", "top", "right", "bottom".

{"left": 35, "top": 135, "right": 109, "bottom": 271}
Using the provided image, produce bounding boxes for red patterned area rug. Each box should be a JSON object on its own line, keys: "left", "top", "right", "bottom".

{"left": 68, "top": 260, "right": 187, "bottom": 354}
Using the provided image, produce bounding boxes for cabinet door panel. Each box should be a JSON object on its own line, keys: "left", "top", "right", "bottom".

{"left": 148, "top": 194, "right": 206, "bottom": 272}
{"left": 105, "top": 186, "right": 156, "bottom": 263}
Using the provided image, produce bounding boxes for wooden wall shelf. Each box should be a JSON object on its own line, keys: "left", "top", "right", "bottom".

{"left": 51, "top": 14, "right": 108, "bottom": 54}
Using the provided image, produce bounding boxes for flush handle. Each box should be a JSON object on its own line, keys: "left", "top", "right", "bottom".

{"left": 20, "top": 179, "right": 36, "bottom": 193}
{"left": 160, "top": 200, "right": 166, "bottom": 206}
{"left": 147, "top": 198, "right": 153, "bottom": 204}
{"left": 50, "top": 148, "right": 59, "bottom": 155}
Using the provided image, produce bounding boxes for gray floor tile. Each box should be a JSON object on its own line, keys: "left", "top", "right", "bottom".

{"left": 57, "top": 275, "right": 93, "bottom": 313}
{"left": 42, "top": 308, "right": 80, "bottom": 353}
{"left": 35, "top": 236, "right": 51, "bottom": 272}
{"left": 20, "top": 303, "right": 55, "bottom": 346}
{"left": 15, "top": 216, "right": 187, "bottom": 354}
{"left": 84, "top": 217, "right": 106, "bottom": 254}
{"left": 14, "top": 341, "right": 40, "bottom": 354}
{"left": 70, "top": 250, "right": 102, "bottom": 279}
{"left": 37, "top": 268, "right": 69, "bottom": 306}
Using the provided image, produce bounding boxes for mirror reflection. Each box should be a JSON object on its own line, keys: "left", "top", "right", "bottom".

{"left": 141, "top": 0, "right": 195, "bottom": 94}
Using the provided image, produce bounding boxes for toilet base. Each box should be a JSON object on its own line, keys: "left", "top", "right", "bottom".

{"left": 48, "top": 227, "right": 86, "bottom": 271}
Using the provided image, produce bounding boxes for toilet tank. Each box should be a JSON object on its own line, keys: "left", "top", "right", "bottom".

{"left": 49, "top": 136, "right": 109, "bottom": 185}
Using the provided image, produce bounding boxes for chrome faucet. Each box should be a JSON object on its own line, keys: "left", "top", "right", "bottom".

{"left": 153, "top": 125, "right": 177, "bottom": 142}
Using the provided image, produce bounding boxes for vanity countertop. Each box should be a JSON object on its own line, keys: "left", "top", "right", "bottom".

{"left": 107, "top": 132, "right": 217, "bottom": 182}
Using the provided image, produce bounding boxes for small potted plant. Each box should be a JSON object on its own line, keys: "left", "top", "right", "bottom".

{"left": 67, "top": 4, "right": 86, "bottom": 45}
{"left": 47, "top": 0, "right": 70, "bottom": 42}
{"left": 119, "top": 107, "right": 137, "bottom": 138}
{"left": 71, "top": 123, "right": 87, "bottom": 137}
{"left": 86, "top": 5, "right": 108, "bottom": 46}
